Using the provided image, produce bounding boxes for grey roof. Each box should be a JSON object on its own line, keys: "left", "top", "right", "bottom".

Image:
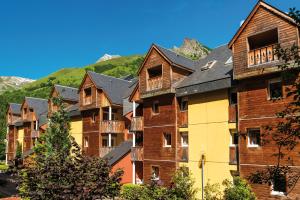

{"left": 54, "top": 85, "right": 79, "bottom": 102}
{"left": 9, "top": 103, "right": 21, "bottom": 115}
{"left": 103, "top": 140, "right": 132, "bottom": 166}
{"left": 87, "top": 71, "right": 132, "bottom": 105}
{"left": 25, "top": 97, "right": 49, "bottom": 124}
{"left": 66, "top": 103, "right": 81, "bottom": 117}
{"left": 176, "top": 45, "right": 233, "bottom": 96}
{"left": 154, "top": 44, "right": 198, "bottom": 71}
{"left": 14, "top": 120, "right": 23, "bottom": 127}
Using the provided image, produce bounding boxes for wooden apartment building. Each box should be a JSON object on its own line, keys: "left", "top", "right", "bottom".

{"left": 229, "top": 1, "right": 300, "bottom": 199}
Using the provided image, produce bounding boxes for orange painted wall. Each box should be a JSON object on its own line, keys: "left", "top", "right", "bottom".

{"left": 111, "top": 152, "right": 133, "bottom": 184}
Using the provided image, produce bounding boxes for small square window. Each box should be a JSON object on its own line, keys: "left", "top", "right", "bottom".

{"left": 84, "top": 137, "right": 89, "bottom": 148}
{"left": 181, "top": 132, "right": 188, "bottom": 147}
{"left": 152, "top": 101, "right": 159, "bottom": 114}
{"left": 230, "top": 131, "right": 238, "bottom": 146}
{"left": 163, "top": 133, "right": 172, "bottom": 147}
{"left": 230, "top": 92, "right": 237, "bottom": 105}
{"left": 248, "top": 129, "right": 261, "bottom": 147}
{"left": 268, "top": 79, "right": 282, "bottom": 100}
{"left": 271, "top": 174, "right": 287, "bottom": 196}
{"left": 151, "top": 166, "right": 160, "bottom": 180}
{"left": 180, "top": 98, "right": 188, "bottom": 111}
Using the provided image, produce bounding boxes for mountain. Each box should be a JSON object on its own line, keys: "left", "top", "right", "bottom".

{"left": 96, "top": 54, "right": 121, "bottom": 63}
{"left": 0, "top": 76, "right": 34, "bottom": 93}
{"left": 172, "top": 38, "right": 210, "bottom": 60}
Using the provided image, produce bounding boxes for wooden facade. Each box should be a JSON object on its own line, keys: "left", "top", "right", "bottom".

{"left": 230, "top": 1, "right": 300, "bottom": 199}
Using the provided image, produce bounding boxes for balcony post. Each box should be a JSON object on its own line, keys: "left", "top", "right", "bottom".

{"left": 133, "top": 101, "right": 136, "bottom": 118}
{"left": 132, "top": 161, "right": 136, "bottom": 184}
{"left": 108, "top": 106, "right": 112, "bottom": 147}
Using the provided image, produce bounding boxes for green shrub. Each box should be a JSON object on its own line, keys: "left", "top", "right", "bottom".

{"left": 204, "top": 180, "right": 223, "bottom": 200}
{"left": 223, "top": 177, "right": 256, "bottom": 200}
{"left": 0, "top": 163, "right": 8, "bottom": 171}
{"left": 121, "top": 184, "right": 146, "bottom": 200}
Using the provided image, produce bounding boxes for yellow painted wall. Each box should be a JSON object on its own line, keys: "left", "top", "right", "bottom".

{"left": 184, "top": 89, "right": 237, "bottom": 198}
{"left": 17, "top": 127, "right": 24, "bottom": 152}
{"left": 70, "top": 117, "right": 83, "bottom": 148}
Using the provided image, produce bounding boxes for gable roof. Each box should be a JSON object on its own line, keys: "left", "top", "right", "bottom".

{"left": 9, "top": 103, "right": 21, "bottom": 115}
{"left": 176, "top": 44, "right": 233, "bottom": 96}
{"left": 24, "top": 97, "right": 48, "bottom": 123}
{"left": 228, "top": 1, "right": 298, "bottom": 48}
{"left": 137, "top": 44, "right": 198, "bottom": 75}
{"left": 66, "top": 103, "right": 81, "bottom": 117}
{"left": 103, "top": 140, "right": 132, "bottom": 166}
{"left": 87, "top": 71, "right": 132, "bottom": 105}
{"left": 53, "top": 84, "right": 79, "bottom": 102}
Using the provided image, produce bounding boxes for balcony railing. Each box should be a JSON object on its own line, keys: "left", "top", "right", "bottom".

{"left": 178, "top": 147, "right": 189, "bottom": 162}
{"left": 31, "top": 130, "right": 39, "bottom": 138}
{"left": 99, "top": 147, "right": 115, "bottom": 157}
{"left": 228, "top": 104, "right": 237, "bottom": 123}
{"left": 248, "top": 45, "right": 278, "bottom": 66}
{"left": 100, "top": 120, "right": 125, "bottom": 133}
{"left": 131, "top": 147, "right": 143, "bottom": 161}
{"left": 229, "top": 146, "right": 238, "bottom": 165}
{"left": 147, "top": 76, "right": 163, "bottom": 91}
{"left": 84, "top": 96, "right": 92, "bottom": 105}
{"left": 179, "top": 111, "right": 188, "bottom": 128}
{"left": 131, "top": 117, "right": 144, "bottom": 132}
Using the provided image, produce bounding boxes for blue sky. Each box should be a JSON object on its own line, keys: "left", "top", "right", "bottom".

{"left": 0, "top": 0, "right": 299, "bottom": 79}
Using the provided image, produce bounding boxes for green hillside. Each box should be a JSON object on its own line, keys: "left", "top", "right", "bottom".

{"left": 0, "top": 55, "right": 144, "bottom": 159}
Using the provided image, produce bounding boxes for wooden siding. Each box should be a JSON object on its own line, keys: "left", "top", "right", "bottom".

{"left": 130, "top": 116, "right": 144, "bottom": 132}
{"left": 131, "top": 147, "right": 143, "bottom": 161}
{"left": 79, "top": 75, "right": 100, "bottom": 110}
{"left": 232, "top": 6, "right": 299, "bottom": 80}
{"left": 228, "top": 104, "right": 237, "bottom": 123}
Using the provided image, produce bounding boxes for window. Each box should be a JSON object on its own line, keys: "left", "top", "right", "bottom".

{"left": 230, "top": 92, "right": 237, "bottom": 105}
{"left": 230, "top": 131, "right": 238, "bottom": 146}
{"left": 248, "top": 129, "right": 261, "bottom": 147}
{"left": 152, "top": 101, "right": 159, "bottom": 114}
{"left": 248, "top": 29, "right": 278, "bottom": 50}
{"left": 201, "top": 60, "right": 216, "bottom": 71}
{"left": 181, "top": 132, "right": 188, "bottom": 147}
{"left": 33, "top": 121, "right": 38, "bottom": 131}
{"left": 151, "top": 166, "right": 160, "bottom": 180}
{"left": 91, "top": 112, "right": 96, "bottom": 123}
{"left": 271, "top": 174, "right": 287, "bottom": 196}
{"left": 29, "top": 108, "right": 33, "bottom": 113}
{"left": 148, "top": 65, "right": 162, "bottom": 78}
{"left": 84, "top": 137, "right": 89, "bottom": 148}
{"left": 163, "top": 133, "right": 172, "bottom": 147}
{"left": 84, "top": 87, "right": 92, "bottom": 105}
{"left": 180, "top": 98, "right": 188, "bottom": 111}
{"left": 268, "top": 79, "right": 282, "bottom": 100}
{"left": 102, "top": 136, "right": 108, "bottom": 147}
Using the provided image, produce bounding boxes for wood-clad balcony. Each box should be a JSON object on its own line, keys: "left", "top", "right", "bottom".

{"left": 228, "top": 104, "right": 237, "bottom": 123}
{"left": 130, "top": 117, "right": 144, "bottom": 132}
{"left": 100, "top": 120, "right": 125, "bottom": 133}
{"left": 31, "top": 130, "right": 39, "bottom": 138}
{"left": 178, "top": 147, "right": 189, "bottom": 162}
{"left": 229, "top": 146, "right": 238, "bottom": 165}
{"left": 178, "top": 111, "right": 188, "bottom": 128}
{"left": 147, "top": 76, "right": 162, "bottom": 91}
{"left": 248, "top": 45, "right": 278, "bottom": 67}
{"left": 99, "top": 147, "right": 115, "bottom": 157}
{"left": 131, "top": 147, "right": 143, "bottom": 161}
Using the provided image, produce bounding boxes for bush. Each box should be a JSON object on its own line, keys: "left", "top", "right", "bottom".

{"left": 204, "top": 180, "right": 222, "bottom": 200}
{"left": 121, "top": 184, "right": 145, "bottom": 200}
{"left": 0, "top": 163, "right": 8, "bottom": 172}
{"left": 223, "top": 177, "right": 256, "bottom": 200}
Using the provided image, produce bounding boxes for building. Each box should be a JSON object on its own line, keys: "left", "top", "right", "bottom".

{"left": 229, "top": 1, "right": 300, "bottom": 199}
{"left": 78, "top": 71, "right": 133, "bottom": 157}
{"left": 49, "top": 84, "right": 82, "bottom": 148}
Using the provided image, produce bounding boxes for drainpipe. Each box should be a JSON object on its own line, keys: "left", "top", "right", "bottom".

{"left": 132, "top": 101, "right": 136, "bottom": 184}
{"left": 201, "top": 154, "right": 205, "bottom": 200}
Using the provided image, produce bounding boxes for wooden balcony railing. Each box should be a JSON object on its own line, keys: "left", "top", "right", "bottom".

{"left": 248, "top": 45, "right": 278, "bottom": 66}
{"left": 131, "top": 147, "right": 143, "bottom": 161}
{"left": 228, "top": 104, "right": 237, "bottom": 123}
{"left": 229, "top": 146, "right": 238, "bottom": 165}
{"left": 178, "top": 147, "right": 189, "bottom": 162}
{"left": 100, "top": 120, "right": 125, "bottom": 133}
{"left": 179, "top": 111, "right": 188, "bottom": 128}
{"left": 84, "top": 96, "right": 92, "bottom": 105}
{"left": 31, "top": 130, "right": 39, "bottom": 138}
{"left": 99, "top": 147, "right": 115, "bottom": 157}
{"left": 147, "top": 76, "right": 163, "bottom": 91}
{"left": 131, "top": 117, "right": 144, "bottom": 132}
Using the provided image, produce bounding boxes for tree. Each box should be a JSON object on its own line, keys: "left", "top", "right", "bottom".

{"left": 223, "top": 177, "right": 256, "bottom": 200}
{"left": 18, "top": 97, "right": 123, "bottom": 200}
{"left": 248, "top": 8, "right": 300, "bottom": 195}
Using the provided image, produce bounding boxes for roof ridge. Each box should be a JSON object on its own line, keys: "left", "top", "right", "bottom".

{"left": 25, "top": 97, "right": 48, "bottom": 101}
{"left": 9, "top": 103, "right": 21, "bottom": 105}
{"left": 55, "top": 84, "right": 78, "bottom": 90}
{"left": 87, "top": 71, "right": 131, "bottom": 83}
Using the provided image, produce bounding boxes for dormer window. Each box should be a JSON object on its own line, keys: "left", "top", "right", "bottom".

{"left": 248, "top": 28, "right": 278, "bottom": 66}
{"left": 147, "top": 65, "right": 163, "bottom": 91}
{"left": 201, "top": 60, "right": 216, "bottom": 71}
{"left": 84, "top": 87, "right": 92, "bottom": 105}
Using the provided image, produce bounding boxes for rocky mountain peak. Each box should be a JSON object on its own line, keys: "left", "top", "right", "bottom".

{"left": 172, "top": 38, "right": 210, "bottom": 60}
{"left": 0, "top": 76, "right": 35, "bottom": 93}
{"left": 96, "top": 54, "right": 121, "bottom": 63}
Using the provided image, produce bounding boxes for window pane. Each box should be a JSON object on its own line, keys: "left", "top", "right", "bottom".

{"left": 273, "top": 174, "right": 286, "bottom": 193}
{"left": 233, "top": 133, "right": 238, "bottom": 145}
{"left": 248, "top": 129, "right": 260, "bottom": 146}
{"left": 269, "top": 81, "right": 282, "bottom": 99}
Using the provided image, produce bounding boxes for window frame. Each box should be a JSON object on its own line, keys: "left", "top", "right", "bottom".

{"left": 230, "top": 130, "right": 238, "bottom": 147}
{"left": 163, "top": 132, "right": 172, "bottom": 148}
{"left": 84, "top": 136, "right": 89, "bottom": 148}
{"left": 271, "top": 174, "right": 287, "bottom": 196}
{"left": 180, "top": 132, "right": 189, "bottom": 147}
{"left": 152, "top": 101, "right": 159, "bottom": 115}
{"left": 151, "top": 166, "right": 160, "bottom": 181}
{"left": 268, "top": 78, "right": 283, "bottom": 100}
{"left": 180, "top": 97, "right": 188, "bottom": 112}
{"left": 247, "top": 128, "right": 261, "bottom": 148}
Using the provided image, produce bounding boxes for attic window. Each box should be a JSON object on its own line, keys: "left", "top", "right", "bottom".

{"left": 148, "top": 65, "right": 162, "bottom": 78}
{"left": 201, "top": 60, "right": 216, "bottom": 71}
{"left": 84, "top": 87, "right": 92, "bottom": 105}
{"left": 248, "top": 28, "right": 278, "bottom": 50}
